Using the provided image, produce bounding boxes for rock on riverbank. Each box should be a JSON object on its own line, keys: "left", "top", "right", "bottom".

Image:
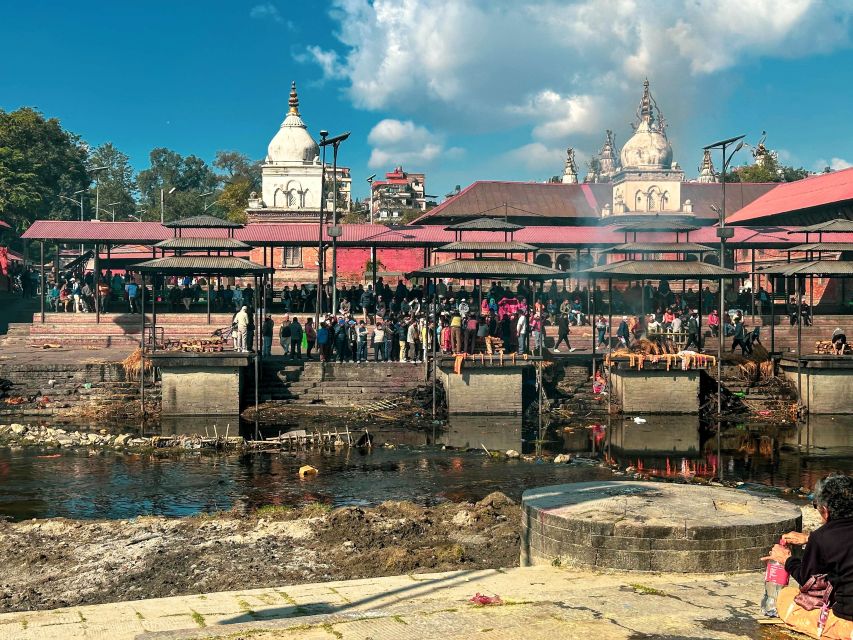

{"left": 0, "top": 493, "right": 520, "bottom": 613}
{"left": 0, "top": 422, "right": 238, "bottom": 451}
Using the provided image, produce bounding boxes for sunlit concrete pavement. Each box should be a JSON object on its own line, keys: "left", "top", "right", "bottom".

{"left": 0, "top": 565, "right": 779, "bottom": 639}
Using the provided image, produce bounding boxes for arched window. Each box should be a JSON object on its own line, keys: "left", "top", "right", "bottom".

{"left": 287, "top": 190, "right": 297, "bottom": 208}
{"left": 534, "top": 253, "right": 553, "bottom": 268}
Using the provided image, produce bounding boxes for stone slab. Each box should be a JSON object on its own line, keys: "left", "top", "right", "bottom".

{"left": 0, "top": 566, "right": 780, "bottom": 640}
{"left": 521, "top": 481, "right": 801, "bottom": 572}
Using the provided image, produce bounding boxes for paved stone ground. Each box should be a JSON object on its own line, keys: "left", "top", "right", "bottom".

{"left": 0, "top": 566, "right": 794, "bottom": 640}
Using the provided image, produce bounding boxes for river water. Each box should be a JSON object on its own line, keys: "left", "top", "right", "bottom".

{"left": 0, "top": 414, "right": 850, "bottom": 522}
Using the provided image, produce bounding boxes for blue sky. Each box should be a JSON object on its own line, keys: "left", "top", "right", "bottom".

{"left": 2, "top": 1, "right": 852, "bottom": 201}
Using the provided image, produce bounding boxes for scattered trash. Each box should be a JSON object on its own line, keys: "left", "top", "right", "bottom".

{"left": 633, "top": 417, "right": 647, "bottom": 424}
{"left": 299, "top": 465, "right": 318, "bottom": 477}
{"left": 83, "top": 383, "right": 92, "bottom": 389}
{"left": 469, "top": 593, "right": 503, "bottom": 606}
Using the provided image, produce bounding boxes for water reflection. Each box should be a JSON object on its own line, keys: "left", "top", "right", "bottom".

{"left": 439, "top": 415, "right": 522, "bottom": 452}
{"left": 0, "top": 413, "right": 850, "bottom": 522}
{"left": 0, "top": 445, "right": 613, "bottom": 522}
{"left": 610, "top": 415, "right": 701, "bottom": 455}
{"left": 788, "top": 415, "right": 853, "bottom": 453}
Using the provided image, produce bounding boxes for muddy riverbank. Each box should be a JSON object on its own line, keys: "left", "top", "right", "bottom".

{"left": 0, "top": 493, "right": 519, "bottom": 614}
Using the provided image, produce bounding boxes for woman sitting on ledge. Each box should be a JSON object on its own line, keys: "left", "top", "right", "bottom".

{"left": 763, "top": 474, "right": 853, "bottom": 639}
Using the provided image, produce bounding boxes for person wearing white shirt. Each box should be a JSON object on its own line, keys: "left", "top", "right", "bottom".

{"left": 516, "top": 312, "right": 529, "bottom": 354}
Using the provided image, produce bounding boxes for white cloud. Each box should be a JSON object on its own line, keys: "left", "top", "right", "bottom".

{"left": 367, "top": 119, "right": 459, "bottom": 169}
{"left": 504, "top": 143, "right": 566, "bottom": 173}
{"left": 816, "top": 157, "right": 853, "bottom": 171}
{"left": 509, "top": 92, "right": 605, "bottom": 141}
{"left": 305, "top": 0, "right": 853, "bottom": 175}
{"left": 250, "top": 3, "right": 282, "bottom": 23}
{"left": 305, "top": 46, "right": 345, "bottom": 80}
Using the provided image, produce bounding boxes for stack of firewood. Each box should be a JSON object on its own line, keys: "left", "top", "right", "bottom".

{"left": 815, "top": 340, "right": 851, "bottom": 355}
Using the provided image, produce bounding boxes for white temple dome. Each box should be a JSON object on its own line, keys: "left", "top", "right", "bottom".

{"left": 619, "top": 80, "right": 673, "bottom": 169}
{"left": 266, "top": 82, "right": 320, "bottom": 164}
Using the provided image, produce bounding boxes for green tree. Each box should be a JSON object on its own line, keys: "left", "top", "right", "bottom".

{"left": 136, "top": 148, "right": 219, "bottom": 222}
{"left": 213, "top": 151, "right": 260, "bottom": 223}
{"left": 725, "top": 154, "right": 811, "bottom": 183}
{"left": 88, "top": 142, "right": 137, "bottom": 221}
{"left": 0, "top": 107, "right": 89, "bottom": 232}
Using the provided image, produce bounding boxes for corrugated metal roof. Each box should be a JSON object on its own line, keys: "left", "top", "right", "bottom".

{"left": 0, "top": 220, "right": 11, "bottom": 229}
{"left": 132, "top": 256, "right": 272, "bottom": 275}
{"left": 614, "top": 220, "right": 700, "bottom": 232}
{"left": 22, "top": 220, "right": 172, "bottom": 243}
{"left": 727, "top": 168, "right": 853, "bottom": 224}
{"left": 414, "top": 180, "right": 775, "bottom": 224}
{"left": 788, "top": 218, "right": 853, "bottom": 233}
{"left": 786, "top": 242, "right": 853, "bottom": 252}
{"left": 599, "top": 242, "right": 715, "bottom": 253}
{"left": 24, "top": 220, "right": 853, "bottom": 250}
{"left": 434, "top": 241, "right": 538, "bottom": 253}
{"left": 755, "top": 259, "right": 853, "bottom": 276}
{"left": 583, "top": 260, "right": 743, "bottom": 279}
{"left": 154, "top": 237, "right": 250, "bottom": 250}
{"left": 163, "top": 215, "right": 244, "bottom": 228}
{"left": 444, "top": 217, "right": 523, "bottom": 231}
{"left": 408, "top": 258, "right": 567, "bottom": 280}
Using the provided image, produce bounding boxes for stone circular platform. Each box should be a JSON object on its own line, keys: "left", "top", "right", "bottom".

{"left": 521, "top": 481, "right": 802, "bottom": 573}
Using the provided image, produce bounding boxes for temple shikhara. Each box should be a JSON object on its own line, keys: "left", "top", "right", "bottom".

{"left": 247, "top": 82, "right": 351, "bottom": 223}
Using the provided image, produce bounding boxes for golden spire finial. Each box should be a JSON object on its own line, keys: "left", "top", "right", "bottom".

{"left": 288, "top": 81, "right": 300, "bottom": 115}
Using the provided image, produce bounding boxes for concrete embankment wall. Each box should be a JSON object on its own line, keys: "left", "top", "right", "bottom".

{"left": 610, "top": 367, "right": 700, "bottom": 414}
{"left": 439, "top": 364, "right": 526, "bottom": 415}
{"left": 0, "top": 361, "right": 155, "bottom": 420}
{"left": 780, "top": 357, "right": 853, "bottom": 414}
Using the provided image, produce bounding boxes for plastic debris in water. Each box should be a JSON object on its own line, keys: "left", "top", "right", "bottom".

{"left": 469, "top": 593, "right": 503, "bottom": 606}
{"left": 633, "top": 417, "right": 647, "bottom": 424}
{"left": 298, "top": 465, "right": 318, "bottom": 477}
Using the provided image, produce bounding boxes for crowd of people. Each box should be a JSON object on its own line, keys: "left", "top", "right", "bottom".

{"left": 8, "top": 266, "right": 852, "bottom": 359}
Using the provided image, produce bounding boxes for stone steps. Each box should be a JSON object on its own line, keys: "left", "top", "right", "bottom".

{"left": 252, "top": 361, "right": 427, "bottom": 406}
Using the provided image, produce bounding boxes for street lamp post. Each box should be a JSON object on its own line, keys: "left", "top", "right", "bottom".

{"left": 199, "top": 191, "right": 215, "bottom": 212}
{"left": 59, "top": 190, "right": 86, "bottom": 254}
{"left": 315, "top": 130, "right": 328, "bottom": 324}
{"left": 160, "top": 187, "right": 177, "bottom": 223}
{"left": 88, "top": 166, "right": 108, "bottom": 221}
{"left": 95, "top": 202, "right": 120, "bottom": 222}
{"left": 318, "top": 131, "right": 350, "bottom": 316}
{"left": 366, "top": 174, "right": 376, "bottom": 224}
{"left": 703, "top": 134, "right": 745, "bottom": 481}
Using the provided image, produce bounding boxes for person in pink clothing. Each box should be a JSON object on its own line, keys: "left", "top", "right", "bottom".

{"left": 708, "top": 309, "right": 720, "bottom": 337}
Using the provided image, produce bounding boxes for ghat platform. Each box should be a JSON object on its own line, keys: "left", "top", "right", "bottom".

{"left": 151, "top": 352, "right": 252, "bottom": 416}
{"left": 779, "top": 354, "right": 853, "bottom": 414}
{"left": 521, "top": 481, "right": 801, "bottom": 572}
